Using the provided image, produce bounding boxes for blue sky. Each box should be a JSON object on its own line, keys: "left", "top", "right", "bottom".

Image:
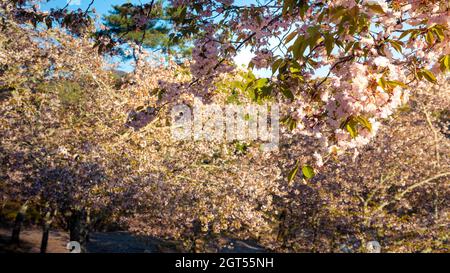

{"left": 41, "top": 0, "right": 327, "bottom": 78}
{"left": 41, "top": 0, "right": 137, "bottom": 14}
{"left": 41, "top": 0, "right": 268, "bottom": 75}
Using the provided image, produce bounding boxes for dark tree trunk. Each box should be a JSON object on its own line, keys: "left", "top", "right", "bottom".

{"left": 277, "top": 209, "right": 288, "bottom": 248}
{"left": 40, "top": 223, "right": 50, "bottom": 253}
{"left": 85, "top": 209, "right": 91, "bottom": 243}
{"left": 191, "top": 219, "right": 202, "bottom": 253}
{"left": 40, "top": 211, "right": 53, "bottom": 253}
{"left": 1, "top": 200, "right": 6, "bottom": 213}
{"left": 68, "top": 210, "right": 88, "bottom": 253}
{"left": 11, "top": 203, "right": 28, "bottom": 245}
{"left": 69, "top": 210, "right": 81, "bottom": 243}
{"left": 11, "top": 214, "right": 24, "bottom": 244}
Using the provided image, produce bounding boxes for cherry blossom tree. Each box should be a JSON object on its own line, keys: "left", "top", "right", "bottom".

{"left": 1, "top": 0, "right": 449, "bottom": 253}
{"left": 0, "top": 10, "right": 124, "bottom": 251}
{"left": 159, "top": 0, "right": 450, "bottom": 174}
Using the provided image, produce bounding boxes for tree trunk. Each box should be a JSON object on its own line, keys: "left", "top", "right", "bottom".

{"left": 11, "top": 203, "right": 28, "bottom": 245}
{"left": 191, "top": 219, "right": 202, "bottom": 253}
{"left": 1, "top": 199, "right": 7, "bottom": 213}
{"left": 68, "top": 210, "right": 87, "bottom": 253}
{"left": 69, "top": 210, "right": 81, "bottom": 243}
{"left": 40, "top": 223, "right": 50, "bottom": 253}
{"left": 40, "top": 211, "right": 53, "bottom": 253}
{"left": 85, "top": 209, "right": 91, "bottom": 243}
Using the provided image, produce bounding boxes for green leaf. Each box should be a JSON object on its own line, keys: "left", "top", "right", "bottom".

{"left": 387, "top": 80, "right": 408, "bottom": 88}
{"left": 259, "top": 85, "right": 273, "bottom": 99}
{"left": 440, "top": 55, "right": 450, "bottom": 72}
{"left": 302, "top": 165, "right": 315, "bottom": 179}
{"left": 325, "top": 33, "right": 334, "bottom": 56}
{"left": 272, "top": 58, "right": 283, "bottom": 75}
{"left": 398, "top": 29, "right": 413, "bottom": 40}
{"left": 366, "top": 4, "right": 385, "bottom": 14}
{"left": 426, "top": 31, "right": 435, "bottom": 45}
{"left": 178, "top": 6, "right": 187, "bottom": 20}
{"left": 282, "top": 116, "right": 298, "bottom": 131}
{"left": 346, "top": 122, "right": 358, "bottom": 138}
{"left": 377, "top": 77, "right": 387, "bottom": 91}
{"left": 445, "top": 55, "right": 450, "bottom": 70}
{"left": 288, "top": 161, "right": 300, "bottom": 183}
{"left": 330, "top": 7, "right": 346, "bottom": 22}
{"left": 344, "top": 41, "right": 355, "bottom": 53}
{"left": 292, "top": 36, "right": 307, "bottom": 60}
{"left": 285, "top": 31, "right": 297, "bottom": 44}
{"left": 254, "top": 78, "right": 269, "bottom": 89}
{"left": 282, "top": 0, "right": 295, "bottom": 16}
{"left": 307, "top": 26, "right": 321, "bottom": 49}
{"left": 247, "top": 88, "right": 257, "bottom": 101}
{"left": 289, "top": 61, "right": 302, "bottom": 73}
{"left": 389, "top": 40, "right": 403, "bottom": 54}
{"left": 298, "top": 2, "right": 309, "bottom": 20}
{"left": 432, "top": 27, "right": 445, "bottom": 42}
{"left": 355, "top": 116, "right": 372, "bottom": 132}
{"left": 281, "top": 87, "right": 294, "bottom": 100}
{"left": 420, "top": 69, "right": 437, "bottom": 83}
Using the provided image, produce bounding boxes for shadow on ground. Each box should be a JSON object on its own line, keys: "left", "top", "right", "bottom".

{"left": 0, "top": 228, "right": 267, "bottom": 253}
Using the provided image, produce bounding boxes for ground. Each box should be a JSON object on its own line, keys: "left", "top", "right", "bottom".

{"left": 0, "top": 227, "right": 266, "bottom": 253}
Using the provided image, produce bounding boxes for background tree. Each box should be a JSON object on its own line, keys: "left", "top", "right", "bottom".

{"left": 100, "top": 1, "right": 192, "bottom": 64}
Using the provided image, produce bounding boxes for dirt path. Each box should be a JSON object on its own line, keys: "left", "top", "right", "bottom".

{"left": 0, "top": 227, "right": 267, "bottom": 253}
{"left": 0, "top": 228, "right": 69, "bottom": 253}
